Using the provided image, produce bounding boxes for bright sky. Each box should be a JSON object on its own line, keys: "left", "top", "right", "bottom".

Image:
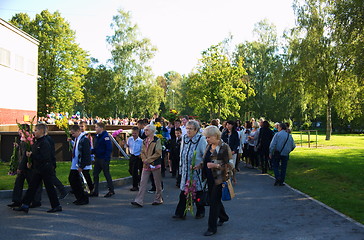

{"left": 0, "top": 0, "right": 296, "bottom": 76}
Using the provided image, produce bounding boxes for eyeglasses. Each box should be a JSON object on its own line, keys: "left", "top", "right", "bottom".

{"left": 186, "top": 127, "right": 195, "bottom": 131}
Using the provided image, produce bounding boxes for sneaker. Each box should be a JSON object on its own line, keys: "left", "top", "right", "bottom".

{"left": 148, "top": 189, "right": 156, "bottom": 194}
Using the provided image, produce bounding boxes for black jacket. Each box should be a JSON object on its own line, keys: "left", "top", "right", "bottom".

{"left": 77, "top": 134, "right": 92, "bottom": 169}
{"left": 30, "top": 136, "right": 53, "bottom": 171}
{"left": 170, "top": 136, "right": 181, "bottom": 160}
{"left": 221, "top": 130, "right": 240, "bottom": 153}
{"left": 257, "top": 127, "right": 274, "bottom": 154}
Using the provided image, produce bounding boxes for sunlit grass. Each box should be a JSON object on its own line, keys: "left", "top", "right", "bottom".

{"left": 0, "top": 158, "right": 130, "bottom": 191}
{"left": 278, "top": 133, "right": 364, "bottom": 224}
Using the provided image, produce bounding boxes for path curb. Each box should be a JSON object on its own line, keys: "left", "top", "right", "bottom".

{"left": 0, "top": 176, "right": 132, "bottom": 199}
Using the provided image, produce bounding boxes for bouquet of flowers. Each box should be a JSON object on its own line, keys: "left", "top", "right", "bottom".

{"left": 112, "top": 129, "right": 123, "bottom": 139}
{"left": 55, "top": 117, "right": 72, "bottom": 151}
{"left": 154, "top": 122, "right": 167, "bottom": 146}
{"left": 184, "top": 150, "right": 197, "bottom": 215}
{"left": 164, "top": 109, "right": 179, "bottom": 123}
{"left": 16, "top": 117, "right": 35, "bottom": 164}
{"left": 8, "top": 137, "right": 18, "bottom": 175}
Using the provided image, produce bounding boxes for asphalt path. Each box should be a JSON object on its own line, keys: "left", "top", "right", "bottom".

{"left": 0, "top": 166, "right": 363, "bottom": 240}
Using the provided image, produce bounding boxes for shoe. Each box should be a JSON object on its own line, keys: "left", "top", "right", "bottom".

{"left": 274, "top": 180, "right": 280, "bottom": 186}
{"left": 104, "top": 191, "right": 115, "bottom": 198}
{"left": 75, "top": 200, "right": 89, "bottom": 205}
{"left": 203, "top": 231, "right": 216, "bottom": 236}
{"left": 89, "top": 192, "right": 98, "bottom": 197}
{"left": 147, "top": 189, "right": 156, "bottom": 194}
{"left": 217, "top": 221, "right": 225, "bottom": 226}
{"left": 279, "top": 182, "right": 285, "bottom": 186}
{"left": 47, "top": 205, "right": 62, "bottom": 213}
{"left": 73, "top": 200, "right": 79, "bottom": 204}
{"left": 130, "top": 187, "right": 139, "bottom": 191}
{"left": 13, "top": 206, "right": 29, "bottom": 213}
{"left": 195, "top": 213, "right": 205, "bottom": 219}
{"left": 131, "top": 201, "right": 143, "bottom": 207}
{"left": 151, "top": 202, "right": 162, "bottom": 205}
{"left": 30, "top": 202, "right": 42, "bottom": 208}
{"left": 7, "top": 202, "right": 21, "bottom": 208}
{"left": 172, "top": 215, "right": 186, "bottom": 220}
{"left": 59, "top": 191, "right": 69, "bottom": 200}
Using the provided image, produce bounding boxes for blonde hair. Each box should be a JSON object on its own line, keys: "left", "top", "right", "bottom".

{"left": 203, "top": 125, "right": 221, "bottom": 140}
{"left": 252, "top": 121, "right": 259, "bottom": 129}
{"left": 145, "top": 124, "right": 156, "bottom": 133}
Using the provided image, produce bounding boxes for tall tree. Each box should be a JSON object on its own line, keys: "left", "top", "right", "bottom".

{"left": 107, "top": 9, "right": 158, "bottom": 117}
{"left": 10, "top": 10, "right": 89, "bottom": 115}
{"left": 185, "top": 41, "right": 249, "bottom": 120}
{"left": 289, "top": 0, "right": 361, "bottom": 140}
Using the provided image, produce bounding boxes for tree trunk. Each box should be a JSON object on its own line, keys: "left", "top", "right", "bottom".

{"left": 325, "top": 93, "right": 332, "bottom": 140}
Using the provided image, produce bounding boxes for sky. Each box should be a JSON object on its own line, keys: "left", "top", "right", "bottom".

{"left": 0, "top": 0, "right": 296, "bottom": 76}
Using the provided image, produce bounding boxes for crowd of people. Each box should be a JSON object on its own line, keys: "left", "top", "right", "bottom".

{"left": 7, "top": 114, "right": 296, "bottom": 236}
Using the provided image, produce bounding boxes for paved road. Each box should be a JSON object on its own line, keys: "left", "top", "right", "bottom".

{"left": 0, "top": 167, "right": 363, "bottom": 240}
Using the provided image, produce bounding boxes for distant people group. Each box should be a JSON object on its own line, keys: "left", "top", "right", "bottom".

{"left": 8, "top": 114, "right": 295, "bottom": 236}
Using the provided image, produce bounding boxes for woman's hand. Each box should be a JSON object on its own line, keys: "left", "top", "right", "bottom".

{"left": 207, "top": 162, "right": 220, "bottom": 169}
{"left": 26, "top": 151, "right": 32, "bottom": 157}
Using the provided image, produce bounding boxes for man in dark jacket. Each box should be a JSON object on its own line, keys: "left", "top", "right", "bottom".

{"left": 7, "top": 124, "right": 42, "bottom": 208}
{"left": 69, "top": 125, "right": 92, "bottom": 205}
{"left": 90, "top": 122, "right": 114, "bottom": 197}
{"left": 257, "top": 121, "right": 274, "bottom": 173}
{"left": 13, "top": 124, "right": 62, "bottom": 213}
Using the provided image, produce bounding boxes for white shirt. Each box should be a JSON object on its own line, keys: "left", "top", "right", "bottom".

{"left": 127, "top": 136, "right": 143, "bottom": 156}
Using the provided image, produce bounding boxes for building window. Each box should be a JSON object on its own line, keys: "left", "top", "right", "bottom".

{"left": 26, "top": 59, "right": 36, "bottom": 76}
{"left": 0, "top": 48, "right": 10, "bottom": 67}
{"left": 14, "top": 54, "right": 24, "bottom": 72}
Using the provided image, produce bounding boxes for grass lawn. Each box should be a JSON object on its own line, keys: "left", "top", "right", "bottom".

{"left": 0, "top": 158, "right": 130, "bottom": 191}
{"left": 282, "top": 132, "right": 364, "bottom": 224}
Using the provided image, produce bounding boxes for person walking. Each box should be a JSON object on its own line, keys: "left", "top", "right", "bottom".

{"left": 127, "top": 126, "right": 143, "bottom": 191}
{"left": 257, "top": 121, "right": 274, "bottom": 174}
{"left": 221, "top": 120, "right": 239, "bottom": 182}
{"left": 68, "top": 125, "right": 92, "bottom": 205}
{"left": 200, "top": 125, "right": 232, "bottom": 236}
{"left": 13, "top": 124, "right": 62, "bottom": 213}
{"left": 7, "top": 124, "right": 42, "bottom": 208}
{"left": 269, "top": 123, "right": 296, "bottom": 186}
{"left": 131, "top": 124, "right": 163, "bottom": 207}
{"left": 90, "top": 122, "right": 114, "bottom": 197}
{"left": 173, "top": 120, "right": 207, "bottom": 219}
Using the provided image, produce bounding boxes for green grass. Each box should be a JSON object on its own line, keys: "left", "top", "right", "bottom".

{"left": 0, "top": 158, "right": 130, "bottom": 191}
{"left": 282, "top": 133, "right": 364, "bottom": 224}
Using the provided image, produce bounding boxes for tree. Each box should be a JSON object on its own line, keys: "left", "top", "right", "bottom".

{"left": 107, "top": 9, "right": 158, "bottom": 117}
{"left": 288, "top": 0, "right": 362, "bottom": 139}
{"left": 10, "top": 10, "right": 89, "bottom": 115}
{"left": 184, "top": 41, "right": 250, "bottom": 120}
{"left": 234, "top": 20, "right": 284, "bottom": 121}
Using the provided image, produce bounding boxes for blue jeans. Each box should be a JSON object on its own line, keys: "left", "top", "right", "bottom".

{"left": 272, "top": 155, "right": 289, "bottom": 183}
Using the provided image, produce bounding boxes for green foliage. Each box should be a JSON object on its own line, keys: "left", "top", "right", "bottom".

{"left": 107, "top": 9, "right": 160, "bottom": 118}
{"left": 10, "top": 10, "right": 90, "bottom": 115}
{"left": 183, "top": 40, "right": 249, "bottom": 120}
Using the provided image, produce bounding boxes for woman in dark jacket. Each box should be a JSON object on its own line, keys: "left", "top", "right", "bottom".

{"left": 221, "top": 120, "right": 239, "bottom": 181}
{"left": 257, "top": 121, "right": 274, "bottom": 173}
{"left": 198, "top": 126, "right": 233, "bottom": 236}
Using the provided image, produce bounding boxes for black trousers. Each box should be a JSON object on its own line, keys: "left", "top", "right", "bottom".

{"left": 207, "top": 182, "right": 229, "bottom": 233}
{"left": 22, "top": 165, "right": 60, "bottom": 209}
{"left": 12, "top": 169, "right": 42, "bottom": 204}
{"left": 69, "top": 170, "right": 89, "bottom": 202}
{"left": 170, "top": 155, "right": 180, "bottom": 177}
{"left": 175, "top": 190, "right": 205, "bottom": 217}
{"left": 82, "top": 170, "right": 93, "bottom": 192}
{"left": 52, "top": 170, "right": 66, "bottom": 194}
{"left": 129, "top": 155, "right": 143, "bottom": 188}
{"left": 93, "top": 157, "right": 114, "bottom": 194}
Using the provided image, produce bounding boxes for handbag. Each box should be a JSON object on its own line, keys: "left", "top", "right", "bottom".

{"left": 196, "top": 171, "right": 209, "bottom": 206}
{"left": 222, "top": 179, "right": 235, "bottom": 201}
{"left": 273, "top": 134, "right": 290, "bottom": 159}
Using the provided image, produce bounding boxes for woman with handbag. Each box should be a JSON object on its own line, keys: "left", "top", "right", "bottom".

{"left": 199, "top": 125, "right": 233, "bottom": 236}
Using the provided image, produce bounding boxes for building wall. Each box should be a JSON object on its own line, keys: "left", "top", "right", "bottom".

{"left": 0, "top": 18, "right": 38, "bottom": 125}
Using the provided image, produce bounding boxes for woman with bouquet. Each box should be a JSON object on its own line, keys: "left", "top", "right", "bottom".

{"left": 172, "top": 120, "right": 207, "bottom": 219}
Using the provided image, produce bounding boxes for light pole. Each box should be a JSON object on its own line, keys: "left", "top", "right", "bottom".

{"left": 171, "top": 89, "right": 175, "bottom": 109}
